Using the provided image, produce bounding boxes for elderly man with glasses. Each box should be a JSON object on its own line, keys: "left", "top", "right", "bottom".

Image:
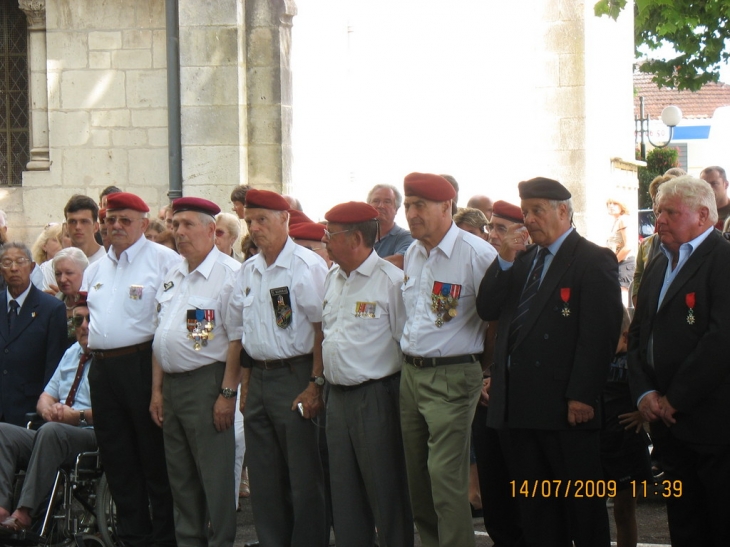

{"left": 0, "top": 242, "right": 66, "bottom": 428}
{"left": 0, "top": 294, "right": 96, "bottom": 532}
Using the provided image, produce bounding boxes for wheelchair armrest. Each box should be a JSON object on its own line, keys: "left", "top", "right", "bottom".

{"left": 25, "top": 412, "right": 45, "bottom": 430}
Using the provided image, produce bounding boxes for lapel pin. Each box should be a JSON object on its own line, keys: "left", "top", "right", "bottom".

{"left": 31, "top": 312, "right": 36, "bottom": 318}
{"left": 94, "top": 283, "right": 103, "bottom": 291}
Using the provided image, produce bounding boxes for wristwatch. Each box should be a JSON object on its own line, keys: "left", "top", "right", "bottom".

{"left": 219, "top": 387, "right": 237, "bottom": 399}
{"left": 78, "top": 409, "right": 88, "bottom": 427}
{"left": 310, "top": 376, "right": 325, "bottom": 387}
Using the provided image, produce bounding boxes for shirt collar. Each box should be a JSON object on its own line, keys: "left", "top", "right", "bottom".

{"left": 6, "top": 283, "right": 31, "bottom": 309}
{"left": 539, "top": 227, "right": 574, "bottom": 256}
{"left": 336, "top": 249, "right": 379, "bottom": 280}
{"left": 109, "top": 235, "right": 147, "bottom": 264}
{"left": 181, "top": 246, "right": 219, "bottom": 279}
{"left": 253, "top": 237, "right": 295, "bottom": 273}
{"left": 414, "top": 222, "right": 459, "bottom": 259}
{"left": 659, "top": 225, "right": 714, "bottom": 261}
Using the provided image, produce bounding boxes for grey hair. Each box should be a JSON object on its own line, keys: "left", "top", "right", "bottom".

{"left": 657, "top": 175, "right": 719, "bottom": 224}
{"left": 367, "top": 184, "right": 403, "bottom": 210}
{"left": 0, "top": 242, "right": 32, "bottom": 261}
{"left": 215, "top": 212, "right": 241, "bottom": 239}
{"left": 548, "top": 198, "right": 574, "bottom": 218}
{"left": 52, "top": 247, "right": 90, "bottom": 272}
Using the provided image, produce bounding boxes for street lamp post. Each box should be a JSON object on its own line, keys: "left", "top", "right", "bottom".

{"left": 635, "top": 97, "right": 683, "bottom": 161}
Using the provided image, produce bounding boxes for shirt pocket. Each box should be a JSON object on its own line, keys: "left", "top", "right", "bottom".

{"left": 401, "top": 277, "right": 418, "bottom": 312}
{"left": 241, "top": 294, "right": 256, "bottom": 333}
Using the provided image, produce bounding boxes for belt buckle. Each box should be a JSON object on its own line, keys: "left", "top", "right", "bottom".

{"left": 412, "top": 356, "right": 424, "bottom": 368}
{"left": 262, "top": 360, "right": 274, "bottom": 370}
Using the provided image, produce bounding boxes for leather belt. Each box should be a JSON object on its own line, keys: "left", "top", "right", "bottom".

{"left": 252, "top": 354, "right": 313, "bottom": 370}
{"left": 91, "top": 341, "right": 153, "bottom": 361}
{"left": 404, "top": 353, "right": 482, "bottom": 368}
{"left": 330, "top": 372, "right": 401, "bottom": 392}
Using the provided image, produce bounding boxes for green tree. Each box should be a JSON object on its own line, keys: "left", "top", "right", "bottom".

{"left": 637, "top": 147, "right": 679, "bottom": 208}
{"left": 595, "top": 0, "right": 730, "bottom": 91}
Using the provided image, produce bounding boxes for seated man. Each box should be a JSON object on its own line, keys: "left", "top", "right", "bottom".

{"left": 0, "top": 293, "right": 95, "bottom": 532}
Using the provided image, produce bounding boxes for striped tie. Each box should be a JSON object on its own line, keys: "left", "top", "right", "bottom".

{"left": 508, "top": 247, "right": 550, "bottom": 353}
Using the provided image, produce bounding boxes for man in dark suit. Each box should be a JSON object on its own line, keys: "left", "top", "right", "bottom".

{"left": 477, "top": 177, "right": 622, "bottom": 547}
{"left": 0, "top": 242, "right": 66, "bottom": 426}
{"left": 629, "top": 175, "right": 730, "bottom": 546}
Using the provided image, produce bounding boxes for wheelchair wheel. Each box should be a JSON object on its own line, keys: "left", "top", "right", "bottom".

{"left": 94, "top": 475, "right": 118, "bottom": 547}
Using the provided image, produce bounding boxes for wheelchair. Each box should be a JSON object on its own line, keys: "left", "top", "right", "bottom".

{"left": 0, "top": 417, "right": 119, "bottom": 547}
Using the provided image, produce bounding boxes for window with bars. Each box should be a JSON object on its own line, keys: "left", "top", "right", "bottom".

{"left": 0, "top": 2, "right": 28, "bottom": 186}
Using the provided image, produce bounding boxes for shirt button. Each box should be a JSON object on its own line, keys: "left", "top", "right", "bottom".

{"left": 544, "top": 334, "right": 549, "bottom": 340}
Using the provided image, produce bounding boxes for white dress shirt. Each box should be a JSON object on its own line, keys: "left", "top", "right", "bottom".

{"left": 322, "top": 250, "right": 405, "bottom": 386}
{"left": 81, "top": 236, "right": 181, "bottom": 350}
{"left": 153, "top": 247, "right": 240, "bottom": 373}
{"left": 400, "top": 223, "right": 497, "bottom": 357}
{"left": 226, "top": 238, "right": 327, "bottom": 360}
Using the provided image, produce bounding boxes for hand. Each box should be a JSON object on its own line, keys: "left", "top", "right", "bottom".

{"left": 638, "top": 391, "right": 662, "bottom": 423}
{"left": 149, "top": 391, "right": 164, "bottom": 428}
{"left": 45, "top": 402, "right": 66, "bottom": 423}
{"left": 619, "top": 410, "right": 645, "bottom": 433}
{"left": 44, "top": 284, "right": 59, "bottom": 295}
{"left": 567, "top": 400, "right": 594, "bottom": 426}
{"left": 213, "top": 395, "right": 236, "bottom": 432}
{"left": 479, "top": 377, "right": 491, "bottom": 407}
{"left": 658, "top": 395, "right": 677, "bottom": 426}
{"left": 291, "top": 383, "right": 324, "bottom": 419}
{"left": 498, "top": 224, "right": 529, "bottom": 263}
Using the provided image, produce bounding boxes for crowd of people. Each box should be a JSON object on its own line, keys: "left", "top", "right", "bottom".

{"left": 0, "top": 165, "right": 727, "bottom": 547}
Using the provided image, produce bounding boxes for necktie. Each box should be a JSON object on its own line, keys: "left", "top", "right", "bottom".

{"left": 508, "top": 247, "right": 550, "bottom": 353}
{"left": 7, "top": 300, "right": 18, "bottom": 331}
{"left": 65, "top": 352, "right": 92, "bottom": 408}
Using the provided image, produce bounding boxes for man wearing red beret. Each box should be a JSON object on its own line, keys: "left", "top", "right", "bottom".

{"left": 82, "top": 192, "right": 181, "bottom": 547}
{"left": 320, "top": 202, "right": 413, "bottom": 547}
{"left": 150, "top": 197, "right": 242, "bottom": 547}
{"left": 488, "top": 200, "right": 525, "bottom": 252}
{"left": 399, "top": 173, "right": 497, "bottom": 547}
{"left": 226, "top": 189, "right": 329, "bottom": 547}
{"left": 289, "top": 221, "right": 331, "bottom": 267}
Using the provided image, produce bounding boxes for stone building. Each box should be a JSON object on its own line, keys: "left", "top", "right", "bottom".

{"left": 2, "top": 0, "right": 637, "bottom": 243}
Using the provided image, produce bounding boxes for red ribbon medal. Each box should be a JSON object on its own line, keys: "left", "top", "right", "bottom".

{"left": 686, "top": 292, "right": 696, "bottom": 325}
{"left": 560, "top": 288, "right": 571, "bottom": 317}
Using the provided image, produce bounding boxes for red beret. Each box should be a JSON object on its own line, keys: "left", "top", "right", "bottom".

{"left": 492, "top": 200, "right": 523, "bottom": 224}
{"left": 289, "top": 221, "right": 325, "bottom": 241}
{"left": 73, "top": 291, "right": 89, "bottom": 310}
{"left": 106, "top": 192, "right": 150, "bottom": 213}
{"left": 325, "top": 202, "right": 379, "bottom": 224}
{"left": 403, "top": 173, "right": 456, "bottom": 201}
{"left": 172, "top": 197, "right": 221, "bottom": 218}
{"left": 98, "top": 208, "right": 107, "bottom": 222}
{"left": 245, "top": 189, "right": 290, "bottom": 211}
{"left": 288, "top": 209, "right": 313, "bottom": 226}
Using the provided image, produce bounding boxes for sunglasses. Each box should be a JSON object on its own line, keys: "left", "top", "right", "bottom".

{"left": 71, "top": 313, "right": 91, "bottom": 328}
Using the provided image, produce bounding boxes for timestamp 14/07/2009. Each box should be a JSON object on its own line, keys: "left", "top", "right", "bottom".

{"left": 508, "top": 479, "right": 683, "bottom": 498}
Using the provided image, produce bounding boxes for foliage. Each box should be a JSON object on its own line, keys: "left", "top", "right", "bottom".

{"left": 595, "top": 0, "right": 730, "bottom": 91}
{"left": 636, "top": 147, "right": 679, "bottom": 208}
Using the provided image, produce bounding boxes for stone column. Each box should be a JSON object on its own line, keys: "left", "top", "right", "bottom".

{"left": 18, "top": 0, "right": 50, "bottom": 170}
{"left": 245, "top": 0, "right": 296, "bottom": 192}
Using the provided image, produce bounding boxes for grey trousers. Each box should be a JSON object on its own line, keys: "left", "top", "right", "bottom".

{"left": 244, "top": 362, "right": 327, "bottom": 547}
{"left": 163, "top": 362, "right": 236, "bottom": 547}
{"left": 0, "top": 421, "right": 96, "bottom": 513}
{"left": 326, "top": 374, "right": 414, "bottom": 547}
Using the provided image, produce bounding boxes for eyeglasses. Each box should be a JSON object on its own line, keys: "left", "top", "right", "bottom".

{"left": 487, "top": 223, "right": 509, "bottom": 234}
{"left": 0, "top": 258, "right": 31, "bottom": 269}
{"left": 323, "top": 228, "right": 353, "bottom": 239}
{"left": 104, "top": 216, "right": 138, "bottom": 227}
{"left": 71, "top": 313, "right": 91, "bottom": 327}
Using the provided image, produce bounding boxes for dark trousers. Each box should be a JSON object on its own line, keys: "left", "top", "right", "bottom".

{"left": 503, "top": 428, "right": 609, "bottom": 547}
{"left": 326, "top": 375, "right": 413, "bottom": 547}
{"left": 472, "top": 405, "right": 523, "bottom": 547}
{"left": 244, "top": 362, "right": 327, "bottom": 547}
{"left": 89, "top": 347, "right": 176, "bottom": 547}
{"left": 658, "top": 433, "right": 730, "bottom": 547}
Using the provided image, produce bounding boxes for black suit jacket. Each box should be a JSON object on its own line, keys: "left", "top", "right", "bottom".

{"left": 0, "top": 284, "right": 67, "bottom": 426}
{"left": 477, "top": 229, "right": 623, "bottom": 430}
{"left": 628, "top": 229, "right": 730, "bottom": 446}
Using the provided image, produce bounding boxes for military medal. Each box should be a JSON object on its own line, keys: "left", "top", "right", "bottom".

{"left": 129, "top": 285, "right": 143, "bottom": 300}
{"left": 560, "top": 288, "right": 571, "bottom": 317}
{"left": 686, "top": 292, "right": 696, "bottom": 325}
{"left": 431, "top": 282, "right": 461, "bottom": 327}
{"left": 163, "top": 281, "right": 174, "bottom": 292}
{"left": 270, "top": 287, "right": 293, "bottom": 329}
{"left": 355, "top": 302, "right": 377, "bottom": 318}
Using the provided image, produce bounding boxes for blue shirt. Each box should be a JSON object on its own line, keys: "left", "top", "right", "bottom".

{"left": 374, "top": 224, "right": 414, "bottom": 257}
{"left": 44, "top": 342, "right": 92, "bottom": 410}
{"left": 498, "top": 227, "right": 574, "bottom": 285}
